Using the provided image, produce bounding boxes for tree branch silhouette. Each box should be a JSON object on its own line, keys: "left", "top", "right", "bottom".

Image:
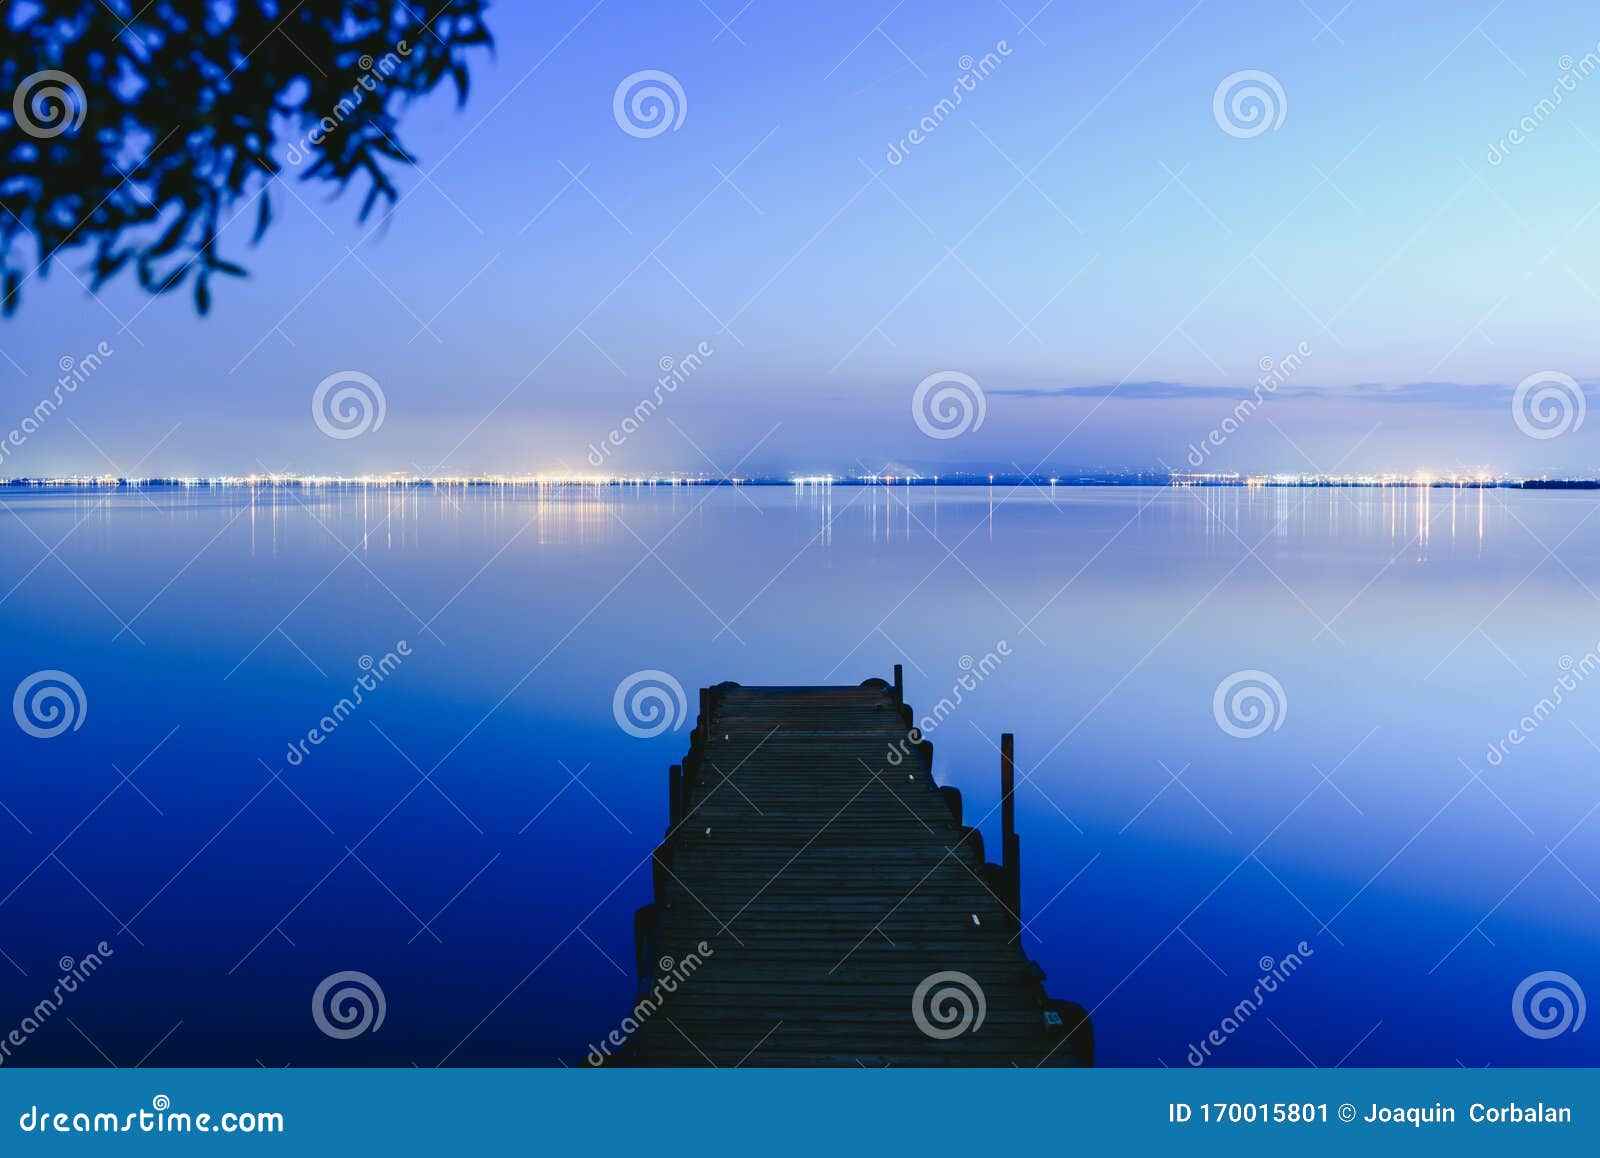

{"left": 1, "top": 0, "right": 493, "bottom": 315}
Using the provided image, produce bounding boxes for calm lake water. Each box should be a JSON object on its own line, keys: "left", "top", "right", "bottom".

{"left": 1, "top": 483, "right": 1596, "bottom": 1067}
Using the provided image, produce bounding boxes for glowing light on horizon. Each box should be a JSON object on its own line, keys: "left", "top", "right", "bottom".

{"left": 1, "top": 467, "right": 1555, "bottom": 489}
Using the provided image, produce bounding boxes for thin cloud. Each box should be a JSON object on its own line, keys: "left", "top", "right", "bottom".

{"left": 989, "top": 380, "right": 1596, "bottom": 407}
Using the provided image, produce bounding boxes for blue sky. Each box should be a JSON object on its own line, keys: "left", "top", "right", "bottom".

{"left": 6, "top": 0, "right": 1600, "bottom": 475}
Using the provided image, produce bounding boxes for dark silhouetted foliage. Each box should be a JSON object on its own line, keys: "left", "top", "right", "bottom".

{"left": 0, "top": 0, "right": 492, "bottom": 315}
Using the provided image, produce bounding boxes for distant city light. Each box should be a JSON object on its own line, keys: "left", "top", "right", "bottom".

{"left": 0, "top": 468, "right": 1565, "bottom": 489}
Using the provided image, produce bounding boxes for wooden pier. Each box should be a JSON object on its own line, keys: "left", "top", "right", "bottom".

{"left": 617, "top": 670, "right": 1092, "bottom": 1067}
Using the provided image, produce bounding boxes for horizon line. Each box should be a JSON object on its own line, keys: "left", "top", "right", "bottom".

{"left": 2, "top": 469, "right": 1593, "bottom": 489}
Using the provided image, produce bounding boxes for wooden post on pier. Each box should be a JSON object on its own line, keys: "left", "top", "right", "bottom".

{"left": 1001, "top": 732, "right": 1021, "bottom": 930}
{"left": 892, "top": 662, "right": 903, "bottom": 703}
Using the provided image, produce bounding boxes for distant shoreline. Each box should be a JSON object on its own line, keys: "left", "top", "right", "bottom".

{"left": 3, "top": 474, "right": 1595, "bottom": 490}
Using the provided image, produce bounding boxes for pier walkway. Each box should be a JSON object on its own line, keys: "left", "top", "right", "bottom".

{"left": 621, "top": 671, "right": 1092, "bottom": 1067}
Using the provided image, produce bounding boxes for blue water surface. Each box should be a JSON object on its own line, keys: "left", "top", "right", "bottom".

{"left": 0, "top": 483, "right": 1595, "bottom": 1067}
